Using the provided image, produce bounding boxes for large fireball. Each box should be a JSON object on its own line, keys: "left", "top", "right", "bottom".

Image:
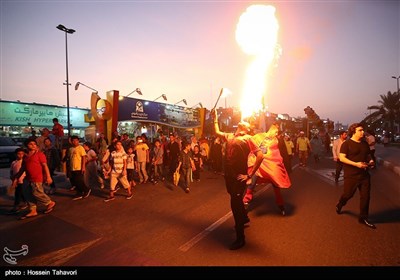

{"left": 236, "top": 5, "right": 280, "bottom": 120}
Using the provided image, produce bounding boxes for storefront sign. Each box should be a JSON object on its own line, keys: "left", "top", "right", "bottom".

{"left": 0, "top": 101, "right": 89, "bottom": 128}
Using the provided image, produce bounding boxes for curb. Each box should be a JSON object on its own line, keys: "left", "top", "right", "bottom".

{"left": 376, "top": 157, "right": 400, "bottom": 177}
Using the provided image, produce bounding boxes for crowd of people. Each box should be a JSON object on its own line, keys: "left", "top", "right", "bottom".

{"left": 8, "top": 129, "right": 219, "bottom": 213}
{"left": 8, "top": 114, "right": 377, "bottom": 249}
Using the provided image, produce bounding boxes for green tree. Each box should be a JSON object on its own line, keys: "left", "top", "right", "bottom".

{"left": 365, "top": 91, "right": 400, "bottom": 135}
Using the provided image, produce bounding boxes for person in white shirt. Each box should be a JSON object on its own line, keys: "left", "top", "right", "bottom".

{"left": 83, "top": 142, "right": 104, "bottom": 189}
{"left": 365, "top": 130, "right": 376, "bottom": 164}
{"left": 104, "top": 141, "right": 133, "bottom": 202}
{"left": 332, "top": 130, "right": 347, "bottom": 183}
{"left": 8, "top": 148, "right": 28, "bottom": 214}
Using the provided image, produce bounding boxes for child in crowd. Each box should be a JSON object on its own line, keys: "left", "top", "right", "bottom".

{"left": 43, "top": 137, "right": 60, "bottom": 194}
{"left": 176, "top": 142, "right": 195, "bottom": 193}
{"left": 104, "top": 140, "right": 133, "bottom": 202}
{"left": 8, "top": 148, "right": 28, "bottom": 214}
{"left": 152, "top": 139, "right": 164, "bottom": 184}
{"left": 192, "top": 145, "right": 203, "bottom": 181}
{"left": 83, "top": 142, "right": 104, "bottom": 189}
{"left": 126, "top": 147, "right": 137, "bottom": 190}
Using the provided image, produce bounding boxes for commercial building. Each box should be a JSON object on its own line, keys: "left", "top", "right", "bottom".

{"left": 0, "top": 100, "right": 89, "bottom": 139}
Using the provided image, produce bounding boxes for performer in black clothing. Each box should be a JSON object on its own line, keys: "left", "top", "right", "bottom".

{"left": 335, "top": 123, "right": 376, "bottom": 229}
{"left": 212, "top": 109, "right": 263, "bottom": 250}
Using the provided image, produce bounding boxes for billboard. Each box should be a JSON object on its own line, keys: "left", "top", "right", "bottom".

{"left": 118, "top": 97, "right": 201, "bottom": 129}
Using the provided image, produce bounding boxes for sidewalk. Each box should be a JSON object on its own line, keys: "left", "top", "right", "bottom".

{"left": 374, "top": 143, "right": 400, "bottom": 177}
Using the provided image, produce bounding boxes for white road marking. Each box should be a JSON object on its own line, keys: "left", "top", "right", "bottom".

{"left": 308, "top": 168, "right": 343, "bottom": 183}
{"left": 179, "top": 163, "right": 304, "bottom": 252}
{"left": 178, "top": 184, "right": 271, "bottom": 252}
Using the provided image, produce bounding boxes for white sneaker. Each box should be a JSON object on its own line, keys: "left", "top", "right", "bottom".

{"left": 83, "top": 189, "right": 91, "bottom": 198}
{"left": 104, "top": 196, "right": 115, "bottom": 202}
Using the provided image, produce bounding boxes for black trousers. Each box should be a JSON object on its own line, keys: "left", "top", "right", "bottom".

{"left": 370, "top": 149, "right": 376, "bottom": 164}
{"left": 49, "top": 169, "right": 56, "bottom": 189}
{"left": 335, "top": 160, "right": 343, "bottom": 181}
{"left": 70, "top": 171, "right": 89, "bottom": 195}
{"left": 338, "top": 175, "right": 371, "bottom": 219}
{"left": 14, "top": 182, "right": 27, "bottom": 206}
{"left": 224, "top": 173, "right": 248, "bottom": 239}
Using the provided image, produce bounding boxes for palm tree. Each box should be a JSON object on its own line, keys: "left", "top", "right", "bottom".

{"left": 364, "top": 91, "right": 400, "bottom": 136}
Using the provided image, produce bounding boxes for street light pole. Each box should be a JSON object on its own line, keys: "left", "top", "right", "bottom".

{"left": 174, "top": 99, "right": 187, "bottom": 106}
{"left": 126, "top": 88, "right": 143, "bottom": 97}
{"left": 190, "top": 102, "right": 203, "bottom": 109}
{"left": 392, "top": 75, "right": 400, "bottom": 94}
{"left": 57, "top": 24, "right": 75, "bottom": 137}
{"left": 75, "top": 82, "right": 98, "bottom": 93}
{"left": 153, "top": 94, "right": 167, "bottom": 102}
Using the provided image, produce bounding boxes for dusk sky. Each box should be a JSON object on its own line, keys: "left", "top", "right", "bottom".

{"left": 1, "top": 0, "right": 399, "bottom": 125}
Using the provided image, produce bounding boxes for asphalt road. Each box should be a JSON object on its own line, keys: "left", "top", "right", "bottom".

{"left": 0, "top": 154, "right": 399, "bottom": 274}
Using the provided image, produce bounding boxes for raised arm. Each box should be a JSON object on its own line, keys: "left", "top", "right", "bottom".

{"left": 211, "top": 109, "right": 224, "bottom": 139}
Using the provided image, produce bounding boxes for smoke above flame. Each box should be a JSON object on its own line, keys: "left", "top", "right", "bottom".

{"left": 236, "top": 5, "right": 280, "bottom": 120}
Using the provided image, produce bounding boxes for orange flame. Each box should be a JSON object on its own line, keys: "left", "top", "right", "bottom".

{"left": 236, "top": 5, "right": 280, "bottom": 120}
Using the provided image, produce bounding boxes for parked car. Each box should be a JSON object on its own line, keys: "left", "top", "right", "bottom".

{"left": 0, "top": 137, "right": 21, "bottom": 167}
{"left": 12, "top": 137, "right": 29, "bottom": 147}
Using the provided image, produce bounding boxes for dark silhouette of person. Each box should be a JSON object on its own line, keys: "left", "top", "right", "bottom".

{"left": 212, "top": 109, "right": 263, "bottom": 250}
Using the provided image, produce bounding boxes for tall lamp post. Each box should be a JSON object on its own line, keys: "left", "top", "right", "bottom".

{"left": 57, "top": 24, "right": 75, "bottom": 137}
{"left": 392, "top": 75, "right": 400, "bottom": 94}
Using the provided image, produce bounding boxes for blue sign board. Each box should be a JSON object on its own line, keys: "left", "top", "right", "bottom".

{"left": 118, "top": 98, "right": 200, "bottom": 129}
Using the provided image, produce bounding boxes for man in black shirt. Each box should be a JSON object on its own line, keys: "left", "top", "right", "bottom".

{"left": 335, "top": 123, "right": 376, "bottom": 229}
{"left": 212, "top": 109, "right": 263, "bottom": 250}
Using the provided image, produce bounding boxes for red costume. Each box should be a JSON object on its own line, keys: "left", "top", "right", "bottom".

{"left": 248, "top": 132, "right": 291, "bottom": 188}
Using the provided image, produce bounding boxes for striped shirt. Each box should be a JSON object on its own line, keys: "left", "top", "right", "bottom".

{"left": 110, "top": 150, "right": 127, "bottom": 174}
